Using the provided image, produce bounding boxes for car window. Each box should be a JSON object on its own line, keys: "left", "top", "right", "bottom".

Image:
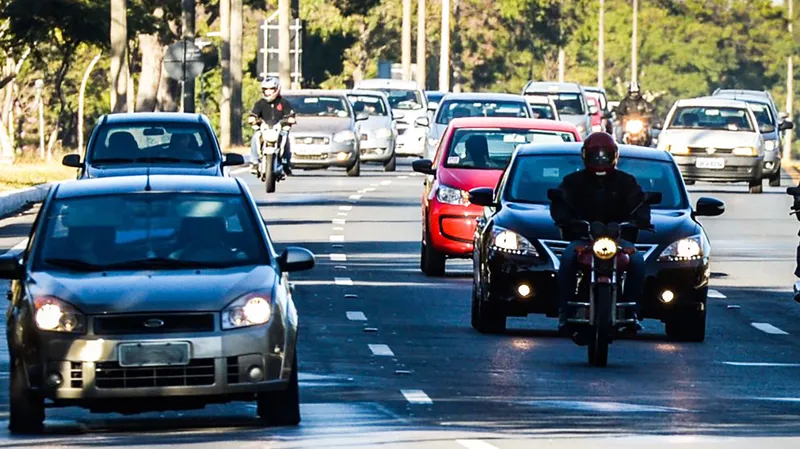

{"left": 505, "top": 154, "right": 685, "bottom": 209}
{"left": 91, "top": 123, "right": 216, "bottom": 163}
{"left": 746, "top": 102, "right": 775, "bottom": 129}
{"left": 347, "top": 95, "right": 388, "bottom": 116}
{"left": 443, "top": 129, "right": 575, "bottom": 170}
{"left": 668, "top": 106, "right": 755, "bottom": 132}
{"left": 528, "top": 104, "right": 556, "bottom": 120}
{"left": 285, "top": 95, "right": 350, "bottom": 118}
{"left": 528, "top": 92, "right": 586, "bottom": 115}
{"left": 374, "top": 89, "right": 424, "bottom": 110}
{"left": 435, "top": 100, "right": 530, "bottom": 125}
{"left": 35, "top": 193, "right": 268, "bottom": 271}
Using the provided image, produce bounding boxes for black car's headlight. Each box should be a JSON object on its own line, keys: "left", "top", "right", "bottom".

{"left": 222, "top": 293, "right": 273, "bottom": 330}
{"left": 436, "top": 184, "right": 469, "bottom": 205}
{"left": 658, "top": 234, "right": 707, "bottom": 262}
{"left": 33, "top": 296, "right": 86, "bottom": 333}
{"left": 491, "top": 227, "right": 539, "bottom": 256}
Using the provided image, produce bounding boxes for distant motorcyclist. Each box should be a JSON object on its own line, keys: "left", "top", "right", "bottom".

{"left": 616, "top": 82, "right": 655, "bottom": 144}
{"left": 549, "top": 132, "right": 651, "bottom": 334}
{"left": 248, "top": 77, "right": 296, "bottom": 174}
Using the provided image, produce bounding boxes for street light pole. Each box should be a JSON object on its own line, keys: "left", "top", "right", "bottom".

{"left": 416, "top": 0, "right": 426, "bottom": 87}
{"left": 279, "top": 0, "right": 291, "bottom": 87}
{"left": 785, "top": 0, "right": 795, "bottom": 163}
{"left": 439, "top": 0, "right": 450, "bottom": 91}
{"left": 631, "top": 0, "right": 638, "bottom": 84}
{"left": 35, "top": 79, "right": 44, "bottom": 160}
{"left": 402, "top": 0, "right": 412, "bottom": 80}
{"left": 598, "top": 0, "right": 605, "bottom": 88}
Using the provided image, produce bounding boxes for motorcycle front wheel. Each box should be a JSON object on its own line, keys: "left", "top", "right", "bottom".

{"left": 587, "top": 283, "right": 613, "bottom": 367}
{"left": 264, "top": 154, "right": 277, "bottom": 193}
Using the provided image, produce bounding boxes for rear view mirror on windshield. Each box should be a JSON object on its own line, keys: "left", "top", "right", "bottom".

{"left": 143, "top": 127, "right": 166, "bottom": 136}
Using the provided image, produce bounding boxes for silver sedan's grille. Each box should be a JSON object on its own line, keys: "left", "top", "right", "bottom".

{"left": 539, "top": 239, "right": 658, "bottom": 269}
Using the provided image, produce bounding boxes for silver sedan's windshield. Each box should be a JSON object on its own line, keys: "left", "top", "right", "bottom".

{"left": 285, "top": 95, "right": 351, "bottom": 118}
{"left": 35, "top": 193, "right": 268, "bottom": 271}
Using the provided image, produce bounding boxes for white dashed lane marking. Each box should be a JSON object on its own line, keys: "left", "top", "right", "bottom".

{"left": 365, "top": 187, "right": 376, "bottom": 192}
{"left": 334, "top": 277, "right": 354, "bottom": 286}
{"left": 337, "top": 212, "right": 348, "bottom": 217}
{"left": 722, "top": 362, "right": 800, "bottom": 367}
{"left": 332, "top": 218, "right": 346, "bottom": 224}
{"left": 380, "top": 180, "right": 392, "bottom": 186}
{"left": 339, "top": 205, "right": 353, "bottom": 211}
{"left": 401, "top": 389, "right": 433, "bottom": 405}
{"left": 368, "top": 344, "right": 394, "bottom": 356}
{"left": 346, "top": 311, "right": 367, "bottom": 321}
{"left": 349, "top": 194, "right": 362, "bottom": 200}
{"left": 751, "top": 322, "right": 789, "bottom": 335}
{"left": 330, "top": 254, "right": 347, "bottom": 262}
{"left": 708, "top": 289, "right": 726, "bottom": 299}
{"left": 456, "top": 440, "right": 499, "bottom": 449}
{"left": 332, "top": 227, "right": 344, "bottom": 231}
{"left": 330, "top": 235, "right": 345, "bottom": 242}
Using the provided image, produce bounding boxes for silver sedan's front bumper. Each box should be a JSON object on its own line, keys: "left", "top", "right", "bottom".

{"left": 33, "top": 321, "right": 295, "bottom": 402}
{"left": 291, "top": 142, "right": 358, "bottom": 168}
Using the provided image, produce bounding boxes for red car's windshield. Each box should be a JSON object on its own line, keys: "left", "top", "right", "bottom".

{"left": 442, "top": 128, "right": 577, "bottom": 171}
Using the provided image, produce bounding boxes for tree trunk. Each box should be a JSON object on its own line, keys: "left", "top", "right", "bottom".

{"left": 220, "top": 0, "right": 232, "bottom": 149}
{"left": 110, "top": 0, "right": 129, "bottom": 113}
{"left": 181, "top": 0, "right": 196, "bottom": 112}
{"left": 230, "top": 0, "right": 243, "bottom": 145}
{"left": 157, "top": 57, "right": 180, "bottom": 112}
{"left": 136, "top": 34, "right": 164, "bottom": 112}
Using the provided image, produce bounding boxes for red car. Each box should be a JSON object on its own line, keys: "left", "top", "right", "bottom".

{"left": 411, "top": 117, "right": 581, "bottom": 276}
{"left": 585, "top": 95, "right": 603, "bottom": 133}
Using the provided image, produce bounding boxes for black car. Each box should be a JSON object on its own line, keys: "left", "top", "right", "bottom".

{"left": 469, "top": 143, "right": 725, "bottom": 341}
{"left": 0, "top": 175, "right": 313, "bottom": 433}
{"left": 63, "top": 113, "right": 245, "bottom": 178}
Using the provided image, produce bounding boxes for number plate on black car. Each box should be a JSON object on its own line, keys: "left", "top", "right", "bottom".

{"left": 118, "top": 342, "right": 191, "bottom": 367}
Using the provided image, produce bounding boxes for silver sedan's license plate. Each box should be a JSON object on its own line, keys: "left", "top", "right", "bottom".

{"left": 118, "top": 342, "right": 191, "bottom": 367}
{"left": 695, "top": 157, "right": 725, "bottom": 169}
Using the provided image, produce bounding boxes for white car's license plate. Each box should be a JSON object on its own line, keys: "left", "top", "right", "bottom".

{"left": 695, "top": 157, "right": 725, "bottom": 169}
{"left": 118, "top": 342, "right": 191, "bottom": 367}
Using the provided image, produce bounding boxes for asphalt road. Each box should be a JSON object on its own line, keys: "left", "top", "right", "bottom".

{"left": 1, "top": 161, "right": 800, "bottom": 448}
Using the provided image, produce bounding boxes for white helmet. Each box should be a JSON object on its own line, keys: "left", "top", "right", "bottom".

{"left": 261, "top": 77, "right": 281, "bottom": 101}
{"left": 629, "top": 82, "right": 641, "bottom": 94}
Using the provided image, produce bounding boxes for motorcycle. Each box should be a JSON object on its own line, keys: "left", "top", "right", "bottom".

{"left": 622, "top": 116, "right": 651, "bottom": 146}
{"left": 786, "top": 186, "right": 800, "bottom": 303}
{"left": 253, "top": 119, "right": 293, "bottom": 193}
{"left": 548, "top": 189, "right": 658, "bottom": 367}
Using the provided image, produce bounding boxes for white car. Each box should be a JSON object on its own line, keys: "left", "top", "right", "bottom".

{"left": 354, "top": 79, "right": 428, "bottom": 158}
{"left": 524, "top": 95, "right": 561, "bottom": 121}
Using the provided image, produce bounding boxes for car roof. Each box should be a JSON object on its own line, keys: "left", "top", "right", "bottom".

{"left": 355, "top": 79, "right": 422, "bottom": 90}
{"left": 674, "top": 97, "right": 751, "bottom": 109}
{"left": 714, "top": 89, "right": 770, "bottom": 98}
{"left": 712, "top": 92, "right": 772, "bottom": 106}
{"left": 515, "top": 142, "right": 674, "bottom": 162}
{"left": 582, "top": 86, "right": 606, "bottom": 94}
{"left": 524, "top": 96, "right": 554, "bottom": 104}
{"left": 347, "top": 89, "right": 389, "bottom": 99}
{"left": 283, "top": 89, "right": 348, "bottom": 97}
{"left": 53, "top": 175, "right": 244, "bottom": 199}
{"left": 448, "top": 117, "right": 578, "bottom": 133}
{"left": 523, "top": 81, "right": 583, "bottom": 93}
{"left": 102, "top": 112, "right": 211, "bottom": 125}
{"left": 440, "top": 92, "right": 528, "bottom": 102}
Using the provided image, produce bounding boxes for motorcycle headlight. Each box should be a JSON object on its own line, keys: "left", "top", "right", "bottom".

{"left": 33, "top": 296, "right": 86, "bottom": 333}
{"left": 658, "top": 234, "right": 706, "bottom": 262}
{"left": 333, "top": 130, "right": 356, "bottom": 143}
{"left": 732, "top": 146, "right": 757, "bottom": 156}
{"left": 221, "top": 293, "right": 273, "bottom": 330}
{"left": 765, "top": 140, "right": 777, "bottom": 151}
{"left": 436, "top": 184, "right": 469, "bottom": 205}
{"left": 376, "top": 128, "right": 393, "bottom": 139}
{"left": 625, "top": 120, "right": 644, "bottom": 133}
{"left": 592, "top": 237, "right": 618, "bottom": 260}
{"left": 491, "top": 227, "right": 539, "bottom": 256}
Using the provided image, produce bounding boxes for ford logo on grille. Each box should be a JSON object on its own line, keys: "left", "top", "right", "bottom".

{"left": 143, "top": 318, "right": 165, "bottom": 328}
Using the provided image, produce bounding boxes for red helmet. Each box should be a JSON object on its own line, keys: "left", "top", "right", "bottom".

{"left": 581, "top": 132, "right": 619, "bottom": 175}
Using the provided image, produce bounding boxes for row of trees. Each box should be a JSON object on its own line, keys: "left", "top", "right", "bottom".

{"left": 0, "top": 0, "right": 796, "bottom": 158}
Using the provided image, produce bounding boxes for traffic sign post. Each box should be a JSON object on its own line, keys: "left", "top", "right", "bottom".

{"left": 164, "top": 39, "right": 206, "bottom": 112}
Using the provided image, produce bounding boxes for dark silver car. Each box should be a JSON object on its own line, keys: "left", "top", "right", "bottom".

{"left": 0, "top": 175, "right": 314, "bottom": 433}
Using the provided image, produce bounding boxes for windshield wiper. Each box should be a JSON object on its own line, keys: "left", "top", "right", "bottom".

{"left": 91, "top": 158, "right": 138, "bottom": 164}
{"left": 44, "top": 258, "right": 106, "bottom": 272}
{"left": 133, "top": 157, "right": 210, "bottom": 164}
{"left": 104, "top": 257, "right": 243, "bottom": 270}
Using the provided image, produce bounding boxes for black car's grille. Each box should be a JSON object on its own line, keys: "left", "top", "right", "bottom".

{"left": 93, "top": 314, "right": 215, "bottom": 335}
{"left": 294, "top": 136, "right": 330, "bottom": 145}
{"left": 687, "top": 147, "right": 733, "bottom": 155}
{"left": 95, "top": 359, "right": 215, "bottom": 389}
{"left": 540, "top": 240, "right": 657, "bottom": 261}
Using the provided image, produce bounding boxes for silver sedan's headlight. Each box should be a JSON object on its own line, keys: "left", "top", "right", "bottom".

{"left": 436, "top": 184, "right": 468, "bottom": 205}
{"left": 658, "top": 234, "right": 707, "bottom": 262}
{"left": 222, "top": 294, "right": 273, "bottom": 330}
{"left": 376, "top": 128, "right": 393, "bottom": 139}
{"left": 333, "top": 130, "right": 356, "bottom": 143}
{"left": 491, "top": 227, "right": 539, "bottom": 256}
{"left": 765, "top": 140, "right": 778, "bottom": 151}
{"left": 34, "top": 296, "right": 86, "bottom": 333}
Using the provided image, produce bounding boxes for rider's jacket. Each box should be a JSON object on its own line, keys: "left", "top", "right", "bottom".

{"left": 251, "top": 96, "right": 296, "bottom": 126}
{"left": 550, "top": 169, "right": 651, "bottom": 230}
{"left": 617, "top": 95, "right": 654, "bottom": 119}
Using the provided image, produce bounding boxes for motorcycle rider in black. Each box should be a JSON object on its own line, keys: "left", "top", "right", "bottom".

{"left": 550, "top": 132, "right": 651, "bottom": 335}
{"left": 615, "top": 82, "right": 655, "bottom": 143}
{"left": 248, "top": 77, "right": 296, "bottom": 174}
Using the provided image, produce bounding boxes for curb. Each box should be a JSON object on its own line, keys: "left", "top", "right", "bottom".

{"left": 0, "top": 183, "right": 54, "bottom": 219}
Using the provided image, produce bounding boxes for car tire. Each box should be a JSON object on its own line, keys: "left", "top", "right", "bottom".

{"left": 256, "top": 353, "right": 300, "bottom": 426}
{"left": 383, "top": 154, "right": 397, "bottom": 172}
{"left": 684, "top": 180, "right": 696, "bottom": 186}
{"left": 471, "top": 281, "right": 480, "bottom": 329}
{"left": 265, "top": 154, "right": 277, "bottom": 193}
{"left": 665, "top": 310, "right": 706, "bottom": 343}
{"left": 769, "top": 172, "right": 781, "bottom": 187}
{"left": 749, "top": 179, "right": 763, "bottom": 194}
{"left": 347, "top": 157, "right": 361, "bottom": 177}
{"left": 420, "top": 228, "right": 446, "bottom": 277}
{"left": 474, "top": 281, "right": 507, "bottom": 334}
{"left": 8, "top": 357, "right": 45, "bottom": 435}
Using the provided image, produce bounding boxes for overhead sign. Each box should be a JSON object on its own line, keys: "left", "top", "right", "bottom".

{"left": 164, "top": 40, "right": 205, "bottom": 81}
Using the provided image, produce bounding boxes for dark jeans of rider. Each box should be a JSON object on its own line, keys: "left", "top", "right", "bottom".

{"left": 250, "top": 133, "right": 292, "bottom": 164}
{"left": 558, "top": 240, "right": 645, "bottom": 317}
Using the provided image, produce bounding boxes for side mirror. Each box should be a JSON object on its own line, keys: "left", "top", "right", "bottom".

{"left": 645, "top": 191, "right": 663, "bottom": 205}
{"left": 393, "top": 112, "right": 405, "bottom": 121}
{"left": 411, "top": 158, "right": 435, "bottom": 175}
{"left": 760, "top": 124, "right": 776, "bottom": 134}
{"left": 652, "top": 122, "right": 663, "bottom": 130}
{"left": 0, "top": 252, "right": 24, "bottom": 280}
{"left": 468, "top": 187, "right": 495, "bottom": 207}
{"left": 222, "top": 153, "right": 245, "bottom": 167}
{"left": 415, "top": 116, "right": 430, "bottom": 127}
{"left": 428, "top": 102, "right": 439, "bottom": 111}
{"left": 780, "top": 121, "right": 794, "bottom": 131}
{"left": 278, "top": 247, "right": 315, "bottom": 272}
{"left": 355, "top": 112, "right": 369, "bottom": 121}
{"left": 695, "top": 197, "right": 725, "bottom": 217}
{"left": 62, "top": 154, "right": 83, "bottom": 168}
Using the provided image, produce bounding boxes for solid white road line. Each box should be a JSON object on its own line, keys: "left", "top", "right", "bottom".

{"left": 380, "top": 180, "right": 392, "bottom": 186}
{"left": 339, "top": 205, "right": 353, "bottom": 211}
{"left": 330, "top": 253, "right": 347, "bottom": 262}
{"left": 230, "top": 167, "right": 250, "bottom": 175}
{"left": 751, "top": 322, "right": 789, "bottom": 335}
{"left": 334, "top": 277, "right": 354, "bottom": 286}
{"left": 722, "top": 362, "right": 800, "bottom": 367}
{"left": 346, "top": 311, "right": 367, "bottom": 321}
{"left": 332, "top": 218, "right": 346, "bottom": 225}
{"left": 349, "top": 194, "right": 362, "bottom": 200}
{"left": 708, "top": 289, "right": 726, "bottom": 299}
{"left": 369, "top": 344, "right": 394, "bottom": 356}
{"left": 456, "top": 440, "right": 499, "bottom": 449}
{"left": 2, "top": 238, "right": 28, "bottom": 256}
{"left": 330, "top": 235, "right": 345, "bottom": 242}
{"left": 401, "top": 389, "right": 433, "bottom": 405}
